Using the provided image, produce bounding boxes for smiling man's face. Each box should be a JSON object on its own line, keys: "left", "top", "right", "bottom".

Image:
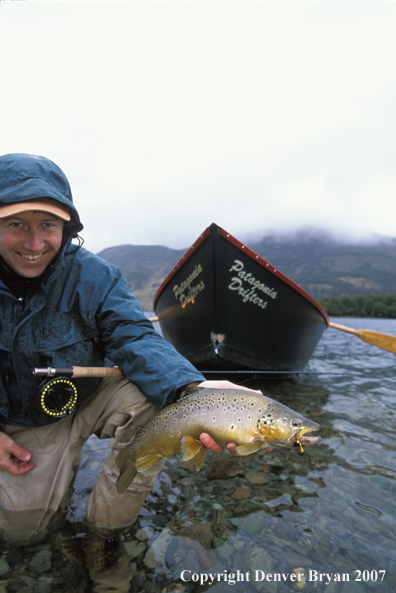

{"left": 0, "top": 210, "right": 64, "bottom": 278}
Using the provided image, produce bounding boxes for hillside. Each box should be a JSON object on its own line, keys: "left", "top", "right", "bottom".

{"left": 96, "top": 244, "right": 186, "bottom": 310}
{"left": 97, "top": 232, "right": 396, "bottom": 310}
{"left": 248, "top": 232, "right": 396, "bottom": 299}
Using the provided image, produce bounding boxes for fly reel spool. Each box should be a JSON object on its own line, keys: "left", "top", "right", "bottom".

{"left": 36, "top": 377, "right": 79, "bottom": 417}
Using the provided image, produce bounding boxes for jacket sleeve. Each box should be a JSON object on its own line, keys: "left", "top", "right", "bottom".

{"left": 95, "top": 270, "right": 205, "bottom": 409}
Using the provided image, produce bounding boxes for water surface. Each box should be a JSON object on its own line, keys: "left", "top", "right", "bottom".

{"left": 1, "top": 317, "right": 395, "bottom": 592}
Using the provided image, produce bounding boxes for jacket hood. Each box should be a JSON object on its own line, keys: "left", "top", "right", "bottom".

{"left": 0, "top": 153, "right": 84, "bottom": 244}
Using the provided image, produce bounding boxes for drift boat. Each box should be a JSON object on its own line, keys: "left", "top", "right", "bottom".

{"left": 153, "top": 223, "right": 329, "bottom": 376}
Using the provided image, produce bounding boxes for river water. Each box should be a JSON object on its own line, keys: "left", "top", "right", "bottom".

{"left": 0, "top": 317, "right": 395, "bottom": 592}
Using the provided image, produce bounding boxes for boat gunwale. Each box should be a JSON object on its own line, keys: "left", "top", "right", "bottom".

{"left": 153, "top": 223, "right": 329, "bottom": 324}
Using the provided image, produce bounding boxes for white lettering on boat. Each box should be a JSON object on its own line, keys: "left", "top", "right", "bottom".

{"left": 228, "top": 259, "right": 277, "bottom": 309}
{"left": 173, "top": 265, "right": 205, "bottom": 308}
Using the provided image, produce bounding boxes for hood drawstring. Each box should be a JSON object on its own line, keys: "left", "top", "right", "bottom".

{"left": 65, "top": 235, "right": 84, "bottom": 256}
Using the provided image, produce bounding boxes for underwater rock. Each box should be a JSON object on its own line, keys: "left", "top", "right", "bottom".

{"left": 230, "top": 485, "right": 252, "bottom": 500}
{"left": 207, "top": 458, "right": 245, "bottom": 479}
{"left": 245, "top": 471, "right": 270, "bottom": 485}
{"left": 241, "top": 546, "right": 277, "bottom": 593}
{"left": 131, "top": 570, "right": 146, "bottom": 592}
{"left": 143, "top": 528, "right": 173, "bottom": 569}
{"left": 179, "top": 461, "right": 196, "bottom": 473}
{"left": 240, "top": 512, "right": 267, "bottom": 537}
{"left": 339, "top": 582, "right": 362, "bottom": 593}
{"left": 183, "top": 548, "right": 201, "bottom": 573}
{"left": 124, "top": 540, "right": 147, "bottom": 560}
{"left": 284, "top": 551, "right": 313, "bottom": 569}
{"left": 214, "top": 541, "right": 234, "bottom": 560}
{"left": 135, "top": 527, "right": 153, "bottom": 541}
{"left": 161, "top": 585, "right": 187, "bottom": 593}
{"left": 290, "top": 568, "right": 307, "bottom": 590}
{"left": 28, "top": 547, "right": 52, "bottom": 573}
{"left": 0, "top": 555, "right": 9, "bottom": 576}
{"left": 178, "top": 522, "right": 214, "bottom": 548}
{"left": 232, "top": 499, "right": 266, "bottom": 518}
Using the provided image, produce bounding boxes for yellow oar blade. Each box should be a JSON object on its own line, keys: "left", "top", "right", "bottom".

{"left": 328, "top": 322, "right": 396, "bottom": 355}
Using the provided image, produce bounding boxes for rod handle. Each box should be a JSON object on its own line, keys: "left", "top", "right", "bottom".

{"left": 71, "top": 366, "right": 124, "bottom": 378}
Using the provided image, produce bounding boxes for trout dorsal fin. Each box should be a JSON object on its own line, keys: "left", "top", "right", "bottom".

{"left": 235, "top": 440, "right": 265, "bottom": 456}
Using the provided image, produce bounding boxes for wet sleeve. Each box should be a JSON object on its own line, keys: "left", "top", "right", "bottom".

{"left": 95, "top": 272, "right": 205, "bottom": 409}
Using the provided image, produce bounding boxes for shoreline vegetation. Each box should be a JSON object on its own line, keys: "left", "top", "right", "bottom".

{"left": 319, "top": 294, "right": 396, "bottom": 318}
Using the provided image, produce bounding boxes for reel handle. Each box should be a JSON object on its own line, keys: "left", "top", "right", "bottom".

{"left": 33, "top": 367, "right": 124, "bottom": 417}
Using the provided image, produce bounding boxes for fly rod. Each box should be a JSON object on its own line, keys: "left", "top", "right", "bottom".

{"left": 32, "top": 366, "right": 124, "bottom": 378}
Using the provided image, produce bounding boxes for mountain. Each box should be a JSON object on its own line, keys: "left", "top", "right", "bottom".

{"left": 247, "top": 232, "right": 396, "bottom": 299}
{"left": 96, "top": 244, "right": 185, "bottom": 310}
{"left": 96, "top": 232, "right": 396, "bottom": 310}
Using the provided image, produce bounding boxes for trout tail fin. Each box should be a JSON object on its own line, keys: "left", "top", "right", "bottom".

{"left": 116, "top": 462, "right": 137, "bottom": 494}
{"left": 115, "top": 446, "right": 137, "bottom": 494}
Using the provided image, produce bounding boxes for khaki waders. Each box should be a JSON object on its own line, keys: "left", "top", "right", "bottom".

{"left": 0, "top": 377, "right": 165, "bottom": 543}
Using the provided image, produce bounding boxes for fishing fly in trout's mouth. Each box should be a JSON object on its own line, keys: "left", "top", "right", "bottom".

{"left": 291, "top": 428, "right": 322, "bottom": 453}
{"left": 258, "top": 413, "right": 321, "bottom": 451}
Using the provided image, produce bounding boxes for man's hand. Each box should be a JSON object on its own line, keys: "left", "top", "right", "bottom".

{"left": 199, "top": 432, "right": 239, "bottom": 455}
{"left": 200, "top": 432, "right": 273, "bottom": 456}
{"left": 0, "top": 432, "right": 35, "bottom": 475}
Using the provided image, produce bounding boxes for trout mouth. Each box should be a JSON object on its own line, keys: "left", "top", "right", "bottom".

{"left": 268, "top": 427, "right": 321, "bottom": 449}
{"left": 295, "top": 434, "right": 322, "bottom": 446}
{"left": 291, "top": 427, "right": 321, "bottom": 449}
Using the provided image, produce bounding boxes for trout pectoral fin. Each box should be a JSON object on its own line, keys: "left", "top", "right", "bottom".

{"left": 235, "top": 440, "right": 265, "bottom": 456}
{"left": 136, "top": 454, "right": 163, "bottom": 472}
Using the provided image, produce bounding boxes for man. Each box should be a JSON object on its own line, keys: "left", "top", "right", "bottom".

{"left": 0, "top": 153, "right": 244, "bottom": 545}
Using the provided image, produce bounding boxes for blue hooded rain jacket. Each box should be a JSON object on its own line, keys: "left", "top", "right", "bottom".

{"left": 0, "top": 154, "right": 204, "bottom": 427}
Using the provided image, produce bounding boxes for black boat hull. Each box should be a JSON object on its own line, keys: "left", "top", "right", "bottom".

{"left": 153, "top": 224, "right": 328, "bottom": 374}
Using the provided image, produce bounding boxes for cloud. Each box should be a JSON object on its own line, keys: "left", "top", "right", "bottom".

{"left": 1, "top": 1, "right": 396, "bottom": 252}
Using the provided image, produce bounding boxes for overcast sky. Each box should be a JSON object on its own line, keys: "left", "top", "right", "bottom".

{"left": 1, "top": 0, "right": 396, "bottom": 254}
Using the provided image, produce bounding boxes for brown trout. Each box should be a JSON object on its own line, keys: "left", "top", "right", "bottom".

{"left": 115, "top": 388, "right": 321, "bottom": 494}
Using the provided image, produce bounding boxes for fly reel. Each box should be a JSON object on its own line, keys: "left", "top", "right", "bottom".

{"left": 36, "top": 377, "right": 79, "bottom": 418}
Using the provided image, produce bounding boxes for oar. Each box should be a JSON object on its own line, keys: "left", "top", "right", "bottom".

{"left": 328, "top": 321, "right": 396, "bottom": 354}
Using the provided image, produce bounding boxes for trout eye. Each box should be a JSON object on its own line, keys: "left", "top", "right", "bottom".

{"left": 292, "top": 420, "right": 302, "bottom": 427}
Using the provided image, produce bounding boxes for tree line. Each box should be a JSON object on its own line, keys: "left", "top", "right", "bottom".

{"left": 319, "top": 294, "right": 396, "bottom": 318}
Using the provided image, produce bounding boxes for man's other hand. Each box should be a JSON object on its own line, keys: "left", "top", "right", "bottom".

{"left": 0, "top": 432, "right": 35, "bottom": 475}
